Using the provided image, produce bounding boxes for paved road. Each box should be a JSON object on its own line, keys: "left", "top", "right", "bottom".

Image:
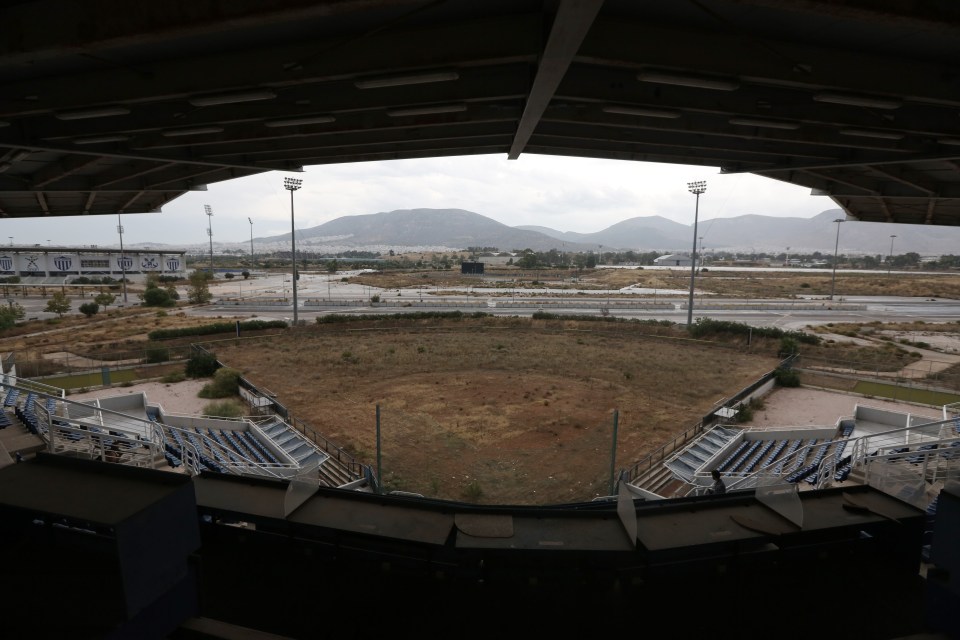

{"left": 193, "top": 272, "right": 960, "bottom": 330}
{"left": 12, "top": 271, "right": 960, "bottom": 331}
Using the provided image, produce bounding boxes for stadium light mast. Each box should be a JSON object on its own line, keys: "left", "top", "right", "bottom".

{"left": 117, "top": 213, "right": 128, "bottom": 302}
{"left": 284, "top": 177, "right": 302, "bottom": 325}
{"left": 248, "top": 217, "right": 254, "bottom": 258}
{"left": 205, "top": 205, "right": 214, "bottom": 276}
{"left": 686, "top": 180, "right": 706, "bottom": 328}
{"left": 829, "top": 218, "right": 844, "bottom": 300}
{"left": 888, "top": 234, "right": 896, "bottom": 275}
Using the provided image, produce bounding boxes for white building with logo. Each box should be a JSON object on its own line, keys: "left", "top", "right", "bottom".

{"left": 0, "top": 247, "right": 187, "bottom": 280}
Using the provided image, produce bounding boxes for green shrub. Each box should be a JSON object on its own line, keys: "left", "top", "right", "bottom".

{"left": 201, "top": 400, "right": 245, "bottom": 418}
{"left": 779, "top": 336, "right": 799, "bottom": 357}
{"left": 145, "top": 346, "right": 170, "bottom": 364}
{"left": 185, "top": 351, "right": 220, "bottom": 378}
{"left": 198, "top": 367, "right": 241, "bottom": 398}
{"left": 461, "top": 480, "right": 483, "bottom": 501}
{"left": 162, "top": 371, "right": 186, "bottom": 383}
{"left": 774, "top": 367, "right": 801, "bottom": 387}
{"left": 78, "top": 302, "right": 99, "bottom": 317}
{"left": 148, "top": 319, "right": 287, "bottom": 340}
{"left": 690, "top": 318, "right": 819, "bottom": 345}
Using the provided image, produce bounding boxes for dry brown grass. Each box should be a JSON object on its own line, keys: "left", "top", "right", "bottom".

{"left": 352, "top": 267, "right": 960, "bottom": 299}
{"left": 206, "top": 317, "right": 782, "bottom": 505}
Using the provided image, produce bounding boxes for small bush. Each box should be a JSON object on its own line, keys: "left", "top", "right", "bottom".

{"left": 779, "top": 336, "right": 799, "bottom": 357}
{"left": 462, "top": 480, "right": 483, "bottom": 502}
{"left": 201, "top": 400, "right": 245, "bottom": 418}
{"left": 162, "top": 371, "right": 186, "bottom": 383}
{"left": 145, "top": 346, "right": 169, "bottom": 364}
{"left": 78, "top": 302, "right": 99, "bottom": 317}
{"left": 774, "top": 367, "right": 801, "bottom": 387}
{"left": 198, "top": 367, "right": 241, "bottom": 398}
{"left": 185, "top": 351, "right": 220, "bottom": 378}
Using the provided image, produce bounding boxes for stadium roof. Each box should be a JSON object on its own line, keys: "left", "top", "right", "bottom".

{"left": 2, "top": 0, "right": 960, "bottom": 225}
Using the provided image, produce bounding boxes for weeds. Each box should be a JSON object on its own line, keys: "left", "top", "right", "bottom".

{"left": 201, "top": 399, "right": 245, "bottom": 418}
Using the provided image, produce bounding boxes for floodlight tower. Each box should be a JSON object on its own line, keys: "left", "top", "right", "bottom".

{"left": 205, "top": 205, "right": 214, "bottom": 276}
{"left": 248, "top": 217, "right": 254, "bottom": 258}
{"left": 284, "top": 177, "right": 303, "bottom": 325}
{"left": 829, "top": 218, "right": 844, "bottom": 300}
{"left": 686, "top": 180, "right": 706, "bottom": 328}
{"left": 888, "top": 234, "right": 896, "bottom": 276}
{"left": 117, "top": 214, "right": 128, "bottom": 302}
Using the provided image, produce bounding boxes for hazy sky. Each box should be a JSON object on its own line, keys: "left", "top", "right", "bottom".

{"left": 4, "top": 153, "right": 835, "bottom": 248}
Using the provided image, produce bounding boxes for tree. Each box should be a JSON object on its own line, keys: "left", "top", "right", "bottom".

{"left": 94, "top": 292, "right": 116, "bottom": 311}
{"left": 142, "top": 286, "right": 175, "bottom": 307}
{"left": 0, "top": 303, "right": 25, "bottom": 330}
{"left": 241, "top": 270, "right": 250, "bottom": 280}
{"left": 188, "top": 271, "right": 213, "bottom": 304}
{"left": 224, "top": 272, "right": 235, "bottom": 279}
{"left": 45, "top": 292, "right": 71, "bottom": 317}
{"left": 79, "top": 302, "right": 99, "bottom": 317}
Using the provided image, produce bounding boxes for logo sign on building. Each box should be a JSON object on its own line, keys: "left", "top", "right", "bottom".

{"left": 53, "top": 255, "right": 73, "bottom": 271}
{"left": 166, "top": 258, "right": 181, "bottom": 271}
{"left": 25, "top": 256, "right": 39, "bottom": 272}
{"left": 0, "top": 256, "right": 12, "bottom": 271}
{"left": 118, "top": 256, "right": 133, "bottom": 271}
{"left": 141, "top": 256, "right": 159, "bottom": 270}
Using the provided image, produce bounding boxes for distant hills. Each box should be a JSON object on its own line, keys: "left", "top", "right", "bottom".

{"left": 126, "top": 207, "right": 960, "bottom": 256}
{"left": 241, "top": 207, "right": 960, "bottom": 256}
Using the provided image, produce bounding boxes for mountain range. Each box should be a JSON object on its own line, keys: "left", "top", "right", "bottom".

{"left": 243, "top": 207, "right": 960, "bottom": 256}
{"left": 125, "top": 207, "right": 960, "bottom": 256}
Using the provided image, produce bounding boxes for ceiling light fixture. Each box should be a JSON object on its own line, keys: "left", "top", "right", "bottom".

{"left": 386, "top": 104, "right": 467, "bottom": 117}
{"left": 188, "top": 90, "right": 277, "bottom": 107}
{"left": 264, "top": 115, "right": 336, "bottom": 128}
{"left": 729, "top": 117, "right": 800, "bottom": 130}
{"left": 161, "top": 126, "right": 224, "bottom": 137}
{"left": 55, "top": 106, "right": 130, "bottom": 120}
{"left": 602, "top": 105, "right": 681, "bottom": 119}
{"left": 355, "top": 71, "right": 459, "bottom": 89}
{"left": 73, "top": 135, "right": 130, "bottom": 144}
{"left": 814, "top": 92, "right": 901, "bottom": 110}
{"left": 839, "top": 128, "right": 904, "bottom": 140}
{"left": 637, "top": 70, "right": 739, "bottom": 91}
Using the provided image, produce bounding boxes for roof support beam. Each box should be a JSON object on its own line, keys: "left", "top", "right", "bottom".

{"left": 508, "top": 0, "right": 604, "bottom": 159}
{"left": 31, "top": 156, "right": 101, "bottom": 188}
